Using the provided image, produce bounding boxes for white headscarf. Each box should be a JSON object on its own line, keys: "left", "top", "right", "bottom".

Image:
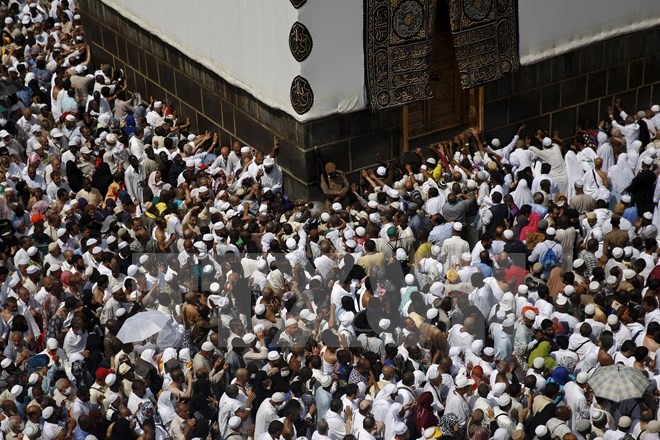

{"left": 140, "top": 348, "right": 157, "bottom": 368}
{"left": 490, "top": 428, "right": 509, "bottom": 440}
{"left": 383, "top": 402, "right": 405, "bottom": 440}
{"left": 510, "top": 178, "right": 533, "bottom": 207}
{"left": 565, "top": 150, "right": 585, "bottom": 201}
{"left": 372, "top": 384, "right": 397, "bottom": 423}
{"left": 157, "top": 391, "right": 177, "bottom": 427}
{"left": 608, "top": 153, "right": 635, "bottom": 195}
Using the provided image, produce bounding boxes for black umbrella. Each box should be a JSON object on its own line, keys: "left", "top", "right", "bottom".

{"left": 0, "top": 79, "right": 21, "bottom": 96}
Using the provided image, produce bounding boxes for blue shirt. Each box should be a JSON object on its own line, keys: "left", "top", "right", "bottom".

{"left": 315, "top": 388, "right": 332, "bottom": 421}
{"left": 531, "top": 203, "right": 548, "bottom": 218}
{"left": 493, "top": 329, "right": 513, "bottom": 361}
{"left": 429, "top": 223, "right": 453, "bottom": 246}
{"left": 623, "top": 206, "right": 638, "bottom": 225}
{"left": 472, "top": 262, "right": 493, "bottom": 278}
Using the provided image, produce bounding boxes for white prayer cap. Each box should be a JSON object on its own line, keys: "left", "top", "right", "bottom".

{"left": 210, "top": 282, "right": 220, "bottom": 294}
{"left": 16, "top": 256, "right": 28, "bottom": 266}
{"left": 498, "top": 393, "right": 512, "bottom": 407}
{"left": 619, "top": 416, "right": 632, "bottom": 429}
{"left": 612, "top": 247, "right": 624, "bottom": 258}
{"left": 115, "top": 308, "right": 126, "bottom": 317}
{"left": 430, "top": 245, "right": 441, "bottom": 257}
{"left": 106, "top": 236, "right": 117, "bottom": 245}
{"left": 483, "top": 347, "right": 495, "bottom": 356}
{"left": 524, "top": 309, "right": 537, "bottom": 320}
{"left": 27, "top": 246, "right": 38, "bottom": 256}
{"left": 624, "top": 269, "right": 636, "bottom": 280}
{"left": 240, "top": 146, "right": 251, "bottom": 154}
{"left": 355, "top": 226, "right": 366, "bottom": 237}
{"left": 426, "top": 157, "right": 436, "bottom": 165}
{"left": 503, "top": 229, "right": 514, "bottom": 240}
{"left": 11, "top": 385, "right": 22, "bottom": 396}
{"left": 57, "top": 228, "right": 67, "bottom": 238}
{"left": 574, "top": 179, "right": 584, "bottom": 188}
{"left": 394, "top": 423, "right": 408, "bottom": 436}
{"left": 185, "top": 158, "right": 195, "bottom": 167}
{"left": 585, "top": 304, "right": 596, "bottom": 315}
{"left": 243, "top": 333, "right": 256, "bottom": 345}
{"left": 576, "top": 372, "right": 589, "bottom": 384}
{"left": 533, "top": 357, "right": 545, "bottom": 369}
{"left": 255, "top": 304, "right": 266, "bottom": 315}
{"left": 395, "top": 248, "right": 407, "bottom": 261}
{"left": 0, "top": 358, "right": 10, "bottom": 368}
{"left": 491, "top": 138, "right": 501, "bottom": 147}
{"left": 543, "top": 137, "right": 552, "bottom": 147}
{"left": 203, "top": 264, "right": 214, "bottom": 274}
{"left": 27, "top": 266, "right": 39, "bottom": 275}
{"left": 387, "top": 188, "right": 399, "bottom": 199}
{"left": 271, "top": 392, "right": 286, "bottom": 403}
{"left": 427, "top": 364, "right": 440, "bottom": 380}
{"left": 228, "top": 416, "right": 242, "bottom": 429}
{"left": 201, "top": 342, "right": 214, "bottom": 352}
{"left": 379, "top": 318, "right": 391, "bottom": 330}
{"left": 367, "top": 200, "right": 378, "bottom": 209}
{"left": 47, "top": 338, "right": 59, "bottom": 350}
{"left": 546, "top": 227, "right": 556, "bottom": 235}
{"left": 453, "top": 222, "right": 463, "bottom": 231}
{"left": 653, "top": 105, "right": 660, "bottom": 112}
{"left": 500, "top": 292, "right": 514, "bottom": 311}
{"left": 535, "top": 426, "right": 548, "bottom": 437}
{"left": 643, "top": 156, "right": 654, "bottom": 165}
{"left": 644, "top": 212, "right": 653, "bottom": 220}
{"left": 105, "top": 373, "right": 117, "bottom": 386}
{"left": 139, "top": 255, "right": 149, "bottom": 265}
{"left": 621, "top": 194, "right": 632, "bottom": 203}
{"left": 28, "top": 373, "right": 39, "bottom": 385}
{"left": 43, "top": 407, "right": 54, "bottom": 419}
{"left": 267, "top": 351, "right": 281, "bottom": 361}
{"left": 573, "top": 258, "right": 585, "bottom": 269}
{"left": 127, "top": 265, "right": 139, "bottom": 277}
{"left": 589, "top": 281, "right": 600, "bottom": 292}
{"left": 285, "top": 237, "right": 297, "bottom": 250}
{"left": 461, "top": 252, "right": 472, "bottom": 262}
{"left": 345, "top": 239, "right": 357, "bottom": 249}
{"left": 426, "top": 308, "right": 439, "bottom": 320}
{"left": 466, "top": 179, "right": 477, "bottom": 189}
{"left": 454, "top": 375, "right": 474, "bottom": 389}
{"left": 607, "top": 314, "right": 619, "bottom": 326}
{"left": 405, "top": 274, "right": 415, "bottom": 285}
{"left": 518, "top": 285, "right": 529, "bottom": 295}
{"left": 376, "top": 166, "right": 387, "bottom": 177}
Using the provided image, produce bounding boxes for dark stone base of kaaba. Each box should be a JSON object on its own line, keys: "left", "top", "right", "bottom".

{"left": 483, "top": 27, "right": 660, "bottom": 142}
{"left": 80, "top": 0, "right": 660, "bottom": 199}
{"left": 79, "top": 0, "right": 402, "bottom": 200}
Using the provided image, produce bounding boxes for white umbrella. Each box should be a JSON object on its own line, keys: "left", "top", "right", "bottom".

{"left": 116, "top": 310, "right": 171, "bottom": 343}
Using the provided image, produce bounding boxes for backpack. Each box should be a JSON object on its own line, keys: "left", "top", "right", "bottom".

{"left": 540, "top": 243, "right": 558, "bottom": 271}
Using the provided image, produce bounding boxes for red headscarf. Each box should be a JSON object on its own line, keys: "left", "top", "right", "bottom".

{"left": 415, "top": 391, "right": 439, "bottom": 431}
{"left": 519, "top": 211, "right": 541, "bottom": 241}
